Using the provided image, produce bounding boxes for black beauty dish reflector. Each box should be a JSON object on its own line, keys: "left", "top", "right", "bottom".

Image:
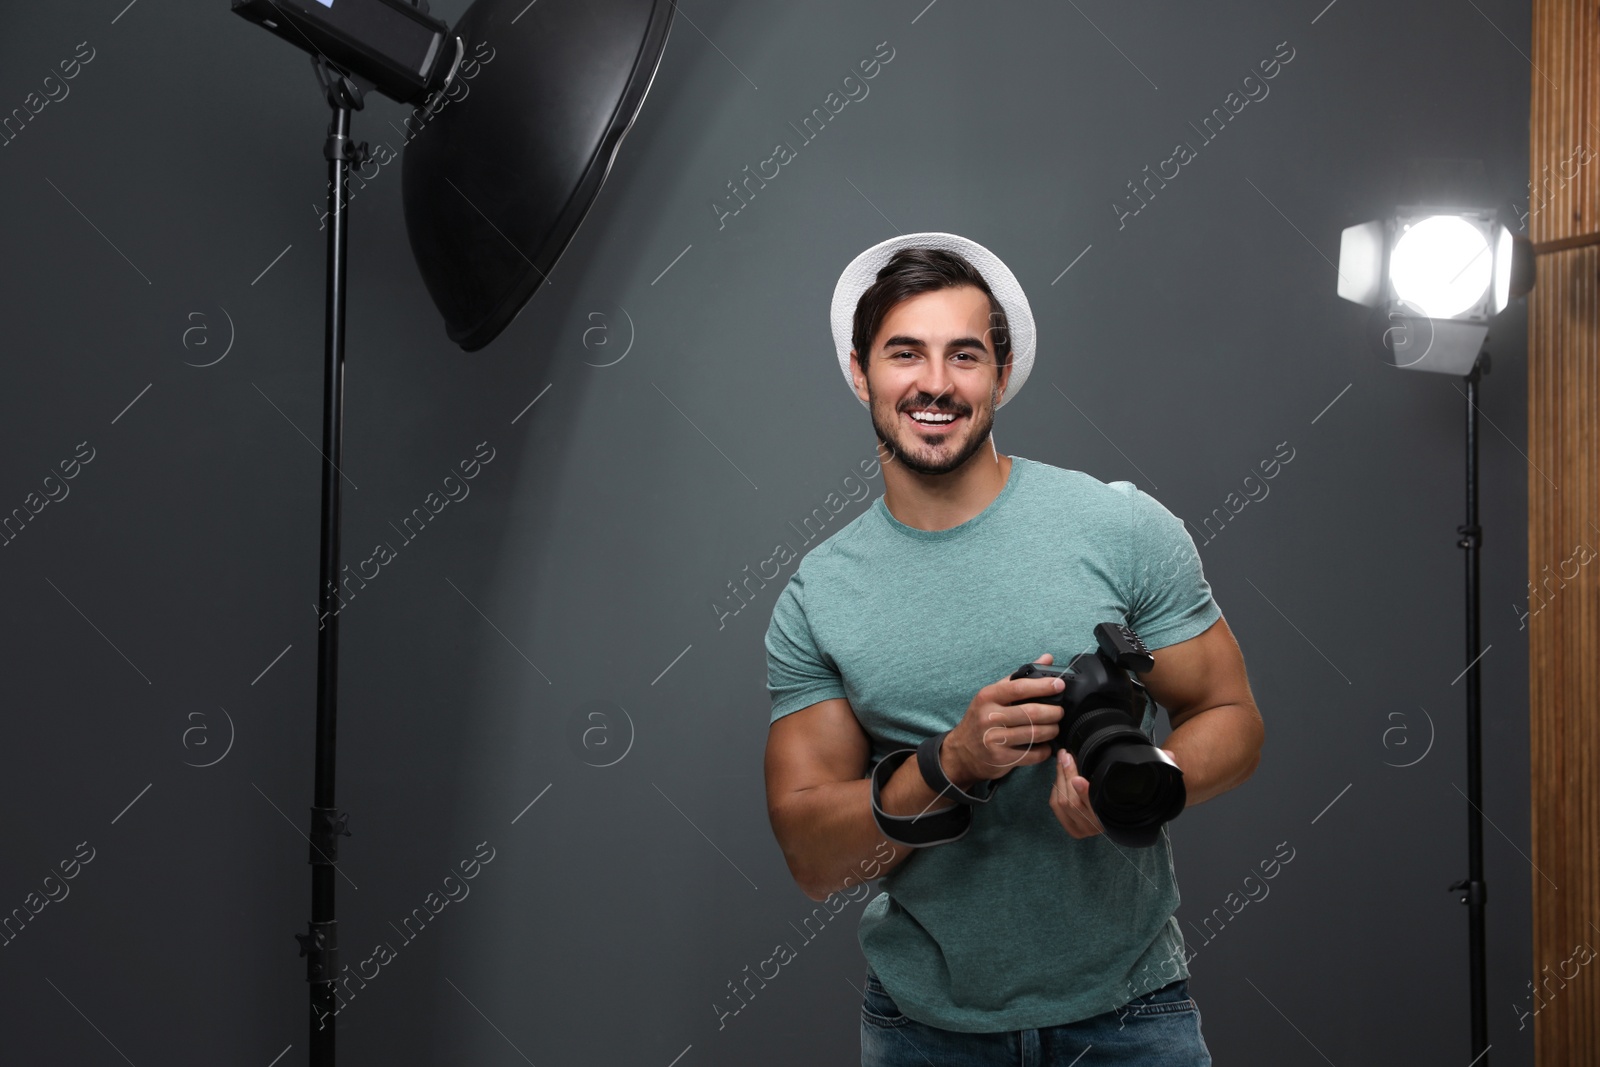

{"left": 234, "top": 0, "right": 677, "bottom": 349}
{"left": 402, "top": 0, "right": 676, "bottom": 350}
{"left": 229, "top": 1, "right": 676, "bottom": 1062}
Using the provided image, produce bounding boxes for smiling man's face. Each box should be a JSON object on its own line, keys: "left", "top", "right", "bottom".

{"left": 851, "top": 284, "right": 1011, "bottom": 476}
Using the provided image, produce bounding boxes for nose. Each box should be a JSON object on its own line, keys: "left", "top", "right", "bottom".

{"left": 915, "top": 360, "right": 956, "bottom": 407}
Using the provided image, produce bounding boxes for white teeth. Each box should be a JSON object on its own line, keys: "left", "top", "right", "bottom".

{"left": 910, "top": 410, "right": 956, "bottom": 422}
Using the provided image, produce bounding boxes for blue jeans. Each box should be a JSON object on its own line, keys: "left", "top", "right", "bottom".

{"left": 860, "top": 969, "right": 1212, "bottom": 1066}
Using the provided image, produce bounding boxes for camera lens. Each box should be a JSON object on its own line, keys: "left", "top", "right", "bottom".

{"left": 1103, "top": 762, "right": 1160, "bottom": 807}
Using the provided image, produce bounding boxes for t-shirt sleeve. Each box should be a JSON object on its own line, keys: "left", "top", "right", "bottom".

{"left": 765, "top": 568, "right": 847, "bottom": 724}
{"left": 1120, "top": 484, "right": 1223, "bottom": 650}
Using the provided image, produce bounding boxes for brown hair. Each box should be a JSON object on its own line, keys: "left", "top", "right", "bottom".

{"left": 851, "top": 247, "right": 1012, "bottom": 383}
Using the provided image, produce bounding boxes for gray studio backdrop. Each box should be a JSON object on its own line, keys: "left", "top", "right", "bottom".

{"left": 0, "top": 1, "right": 1539, "bottom": 1064}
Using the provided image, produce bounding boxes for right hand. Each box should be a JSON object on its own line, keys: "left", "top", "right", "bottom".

{"left": 941, "top": 654, "right": 1066, "bottom": 788}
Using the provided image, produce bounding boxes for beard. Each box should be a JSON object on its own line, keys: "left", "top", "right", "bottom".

{"left": 867, "top": 380, "right": 1001, "bottom": 476}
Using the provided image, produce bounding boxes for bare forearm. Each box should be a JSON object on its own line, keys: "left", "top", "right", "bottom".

{"left": 1162, "top": 702, "right": 1263, "bottom": 807}
{"left": 772, "top": 752, "right": 958, "bottom": 901}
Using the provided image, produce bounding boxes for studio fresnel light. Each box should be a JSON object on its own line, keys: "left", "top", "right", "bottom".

{"left": 1335, "top": 200, "right": 1600, "bottom": 1063}
{"left": 1337, "top": 207, "right": 1534, "bottom": 374}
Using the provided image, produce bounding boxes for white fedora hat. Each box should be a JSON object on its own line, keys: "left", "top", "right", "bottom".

{"left": 830, "top": 231, "right": 1035, "bottom": 409}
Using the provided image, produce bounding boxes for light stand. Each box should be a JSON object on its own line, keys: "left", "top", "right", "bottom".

{"left": 1335, "top": 209, "right": 1600, "bottom": 1065}
{"left": 1448, "top": 352, "right": 1490, "bottom": 1062}
{"left": 230, "top": 5, "right": 675, "bottom": 1063}
{"left": 288, "top": 58, "right": 370, "bottom": 1067}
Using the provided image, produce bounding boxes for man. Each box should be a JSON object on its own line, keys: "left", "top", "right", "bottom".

{"left": 763, "top": 233, "right": 1264, "bottom": 1066}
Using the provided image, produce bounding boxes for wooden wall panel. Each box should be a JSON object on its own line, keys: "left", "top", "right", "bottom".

{"left": 1529, "top": 2, "right": 1600, "bottom": 1063}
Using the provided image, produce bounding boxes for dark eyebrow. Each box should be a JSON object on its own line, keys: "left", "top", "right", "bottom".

{"left": 881, "top": 335, "right": 990, "bottom": 353}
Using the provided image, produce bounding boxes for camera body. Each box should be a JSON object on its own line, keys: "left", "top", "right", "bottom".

{"left": 1009, "top": 623, "right": 1185, "bottom": 847}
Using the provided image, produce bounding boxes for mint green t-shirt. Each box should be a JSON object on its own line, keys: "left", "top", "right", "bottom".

{"left": 764, "top": 454, "right": 1223, "bottom": 1032}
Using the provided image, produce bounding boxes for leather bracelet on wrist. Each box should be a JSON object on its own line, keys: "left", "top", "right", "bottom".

{"left": 869, "top": 748, "right": 972, "bottom": 848}
{"left": 916, "top": 731, "right": 996, "bottom": 805}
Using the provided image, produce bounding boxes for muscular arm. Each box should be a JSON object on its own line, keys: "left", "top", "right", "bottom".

{"left": 765, "top": 697, "right": 962, "bottom": 902}
{"left": 1142, "top": 616, "right": 1264, "bottom": 806}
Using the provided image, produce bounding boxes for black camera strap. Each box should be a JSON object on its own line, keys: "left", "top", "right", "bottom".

{"left": 916, "top": 731, "right": 997, "bottom": 805}
{"left": 869, "top": 749, "right": 972, "bottom": 847}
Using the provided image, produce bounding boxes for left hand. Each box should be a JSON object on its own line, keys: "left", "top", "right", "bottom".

{"left": 1050, "top": 748, "right": 1178, "bottom": 840}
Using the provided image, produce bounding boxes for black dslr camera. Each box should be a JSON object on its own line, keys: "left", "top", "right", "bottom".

{"left": 1008, "top": 622, "right": 1185, "bottom": 848}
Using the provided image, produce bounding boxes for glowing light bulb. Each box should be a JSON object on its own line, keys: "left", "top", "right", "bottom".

{"left": 1389, "top": 215, "right": 1492, "bottom": 319}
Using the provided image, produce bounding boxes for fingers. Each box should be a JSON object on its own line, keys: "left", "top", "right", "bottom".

{"left": 979, "top": 712, "right": 1060, "bottom": 751}
{"left": 987, "top": 668, "right": 1065, "bottom": 720}
{"left": 1008, "top": 674, "right": 1065, "bottom": 702}
{"left": 972, "top": 676, "right": 1062, "bottom": 757}
{"left": 983, "top": 701, "right": 1063, "bottom": 727}
{"left": 994, "top": 658, "right": 1063, "bottom": 701}
{"left": 958, "top": 655, "right": 1062, "bottom": 780}
{"left": 1049, "top": 750, "right": 1105, "bottom": 839}
{"left": 974, "top": 728, "right": 1052, "bottom": 774}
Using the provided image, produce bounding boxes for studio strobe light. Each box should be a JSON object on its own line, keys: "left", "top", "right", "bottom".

{"left": 232, "top": 0, "right": 460, "bottom": 104}
{"left": 231, "top": 1, "right": 676, "bottom": 1063}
